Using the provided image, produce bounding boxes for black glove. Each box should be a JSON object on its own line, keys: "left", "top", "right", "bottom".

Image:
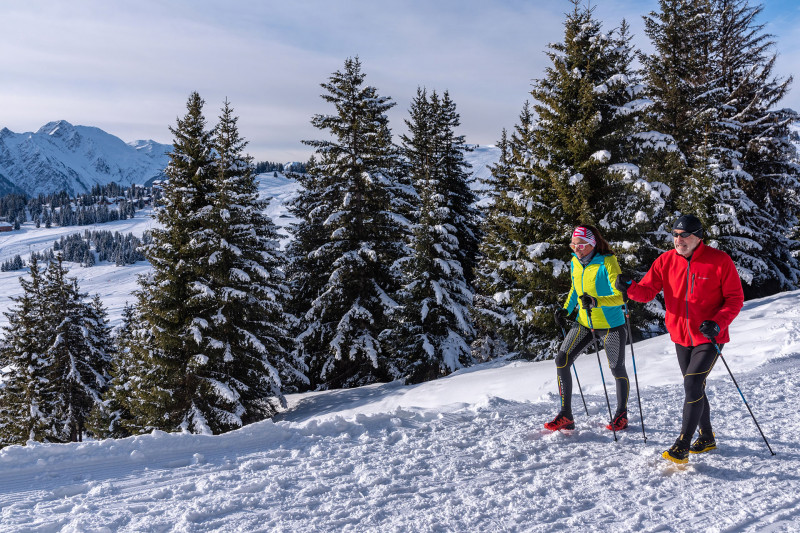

{"left": 579, "top": 293, "right": 597, "bottom": 310}
{"left": 615, "top": 274, "right": 634, "bottom": 292}
{"left": 554, "top": 308, "right": 568, "bottom": 329}
{"left": 699, "top": 320, "right": 720, "bottom": 340}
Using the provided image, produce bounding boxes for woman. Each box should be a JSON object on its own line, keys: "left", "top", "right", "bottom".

{"left": 545, "top": 225, "right": 629, "bottom": 432}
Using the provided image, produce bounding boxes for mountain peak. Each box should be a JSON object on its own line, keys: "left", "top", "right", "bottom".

{"left": 37, "top": 120, "right": 76, "bottom": 137}
{"left": 0, "top": 122, "right": 172, "bottom": 196}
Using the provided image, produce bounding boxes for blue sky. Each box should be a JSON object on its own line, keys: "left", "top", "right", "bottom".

{"left": 1, "top": 0, "right": 798, "bottom": 162}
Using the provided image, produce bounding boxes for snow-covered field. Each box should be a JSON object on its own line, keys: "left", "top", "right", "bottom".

{"left": 0, "top": 290, "right": 798, "bottom": 531}
{"left": 0, "top": 172, "right": 300, "bottom": 331}
{"left": 1, "top": 168, "right": 799, "bottom": 532}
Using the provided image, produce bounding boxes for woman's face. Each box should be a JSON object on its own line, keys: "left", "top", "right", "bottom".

{"left": 570, "top": 237, "right": 594, "bottom": 259}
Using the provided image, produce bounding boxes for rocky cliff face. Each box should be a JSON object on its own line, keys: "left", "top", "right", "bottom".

{"left": 0, "top": 121, "right": 171, "bottom": 196}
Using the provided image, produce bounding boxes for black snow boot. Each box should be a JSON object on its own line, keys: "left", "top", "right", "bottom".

{"left": 690, "top": 430, "right": 717, "bottom": 454}
{"left": 662, "top": 436, "right": 690, "bottom": 464}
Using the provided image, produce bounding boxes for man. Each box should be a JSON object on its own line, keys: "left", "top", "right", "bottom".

{"left": 616, "top": 214, "right": 744, "bottom": 464}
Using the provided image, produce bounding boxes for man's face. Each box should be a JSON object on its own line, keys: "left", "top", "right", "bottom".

{"left": 673, "top": 231, "right": 701, "bottom": 257}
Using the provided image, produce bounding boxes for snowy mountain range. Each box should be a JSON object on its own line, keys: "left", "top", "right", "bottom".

{"left": 0, "top": 121, "right": 171, "bottom": 196}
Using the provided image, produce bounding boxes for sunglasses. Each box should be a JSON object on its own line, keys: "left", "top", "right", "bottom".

{"left": 570, "top": 242, "right": 592, "bottom": 251}
{"left": 671, "top": 231, "right": 696, "bottom": 239}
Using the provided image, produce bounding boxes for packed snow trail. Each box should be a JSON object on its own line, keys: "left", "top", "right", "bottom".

{"left": 0, "top": 345, "right": 798, "bottom": 530}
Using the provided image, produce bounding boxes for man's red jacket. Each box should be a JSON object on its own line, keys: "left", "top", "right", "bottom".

{"left": 627, "top": 241, "right": 744, "bottom": 346}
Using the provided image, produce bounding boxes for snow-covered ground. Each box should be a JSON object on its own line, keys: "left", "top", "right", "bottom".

{"left": 2, "top": 167, "right": 799, "bottom": 531}
{"left": 1, "top": 288, "right": 798, "bottom": 531}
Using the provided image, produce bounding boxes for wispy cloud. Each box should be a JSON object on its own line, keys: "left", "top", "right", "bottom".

{"left": 0, "top": 0, "right": 797, "bottom": 162}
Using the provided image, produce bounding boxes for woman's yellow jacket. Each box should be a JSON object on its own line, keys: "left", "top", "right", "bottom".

{"left": 563, "top": 253, "right": 625, "bottom": 329}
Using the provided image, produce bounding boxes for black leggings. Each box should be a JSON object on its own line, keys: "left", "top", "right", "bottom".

{"left": 555, "top": 323, "right": 628, "bottom": 418}
{"left": 675, "top": 343, "right": 720, "bottom": 439}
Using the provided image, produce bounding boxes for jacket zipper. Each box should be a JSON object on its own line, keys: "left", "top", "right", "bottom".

{"left": 580, "top": 260, "right": 592, "bottom": 326}
{"left": 685, "top": 260, "right": 694, "bottom": 345}
{"left": 580, "top": 262, "right": 586, "bottom": 318}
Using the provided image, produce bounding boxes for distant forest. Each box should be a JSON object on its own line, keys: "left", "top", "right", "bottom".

{"left": 0, "top": 182, "right": 151, "bottom": 230}
{"left": 254, "top": 161, "right": 307, "bottom": 174}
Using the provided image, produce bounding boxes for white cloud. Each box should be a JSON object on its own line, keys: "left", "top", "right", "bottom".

{"left": 0, "top": 0, "right": 797, "bottom": 162}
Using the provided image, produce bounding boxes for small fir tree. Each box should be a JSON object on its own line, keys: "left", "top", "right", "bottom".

{"left": 88, "top": 303, "right": 138, "bottom": 439}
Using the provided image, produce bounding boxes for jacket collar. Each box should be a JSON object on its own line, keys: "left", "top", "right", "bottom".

{"left": 674, "top": 240, "right": 706, "bottom": 262}
{"left": 572, "top": 252, "right": 605, "bottom": 266}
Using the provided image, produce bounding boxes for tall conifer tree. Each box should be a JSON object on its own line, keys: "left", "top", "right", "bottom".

{"left": 708, "top": 0, "right": 800, "bottom": 296}
{"left": 0, "top": 258, "right": 51, "bottom": 446}
{"left": 133, "top": 95, "right": 304, "bottom": 433}
{"left": 396, "top": 89, "right": 475, "bottom": 382}
{"left": 641, "top": 0, "right": 718, "bottom": 218}
{"left": 132, "top": 92, "right": 218, "bottom": 432}
{"left": 184, "top": 99, "right": 306, "bottom": 432}
{"left": 40, "top": 257, "right": 111, "bottom": 442}
{"left": 472, "top": 129, "right": 516, "bottom": 359}
{"left": 290, "top": 57, "right": 409, "bottom": 388}
{"left": 476, "top": 2, "right": 665, "bottom": 354}
{"left": 1, "top": 256, "right": 111, "bottom": 445}
{"left": 642, "top": 0, "right": 800, "bottom": 298}
{"left": 435, "top": 91, "right": 481, "bottom": 285}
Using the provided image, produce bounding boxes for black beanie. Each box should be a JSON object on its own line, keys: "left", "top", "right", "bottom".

{"left": 672, "top": 214, "right": 703, "bottom": 237}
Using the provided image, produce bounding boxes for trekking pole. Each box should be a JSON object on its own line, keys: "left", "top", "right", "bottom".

{"left": 622, "top": 299, "right": 647, "bottom": 443}
{"left": 711, "top": 339, "right": 775, "bottom": 456}
{"left": 585, "top": 296, "right": 617, "bottom": 442}
{"left": 560, "top": 324, "right": 589, "bottom": 416}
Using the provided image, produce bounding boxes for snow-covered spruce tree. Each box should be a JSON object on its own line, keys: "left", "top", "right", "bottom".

{"left": 433, "top": 91, "right": 481, "bottom": 285}
{"left": 641, "top": 0, "right": 718, "bottom": 219}
{"left": 87, "top": 294, "right": 115, "bottom": 379}
{"left": 181, "top": 99, "right": 306, "bottom": 432}
{"left": 285, "top": 154, "right": 330, "bottom": 323}
{"left": 132, "top": 91, "right": 218, "bottom": 432}
{"left": 111, "top": 305, "right": 162, "bottom": 436}
{"left": 395, "top": 88, "right": 475, "bottom": 382}
{"left": 642, "top": 0, "right": 800, "bottom": 299}
{"left": 88, "top": 303, "right": 138, "bottom": 439}
{"left": 472, "top": 129, "right": 516, "bottom": 360}
{"left": 595, "top": 18, "right": 673, "bottom": 337}
{"left": 473, "top": 106, "right": 549, "bottom": 357}
{"left": 479, "top": 2, "right": 665, "bottom": 356}
{"left": 706, "top": 0, "right": 800, "bottom": 297}
{"left": 290, "top": 57, "right": 409, "bottom": 389}
{"left": 39, "top": 256, "right": 111, "bottom": 442}
{"left": 0, "top": 257, "right": 52, "bottom": 446}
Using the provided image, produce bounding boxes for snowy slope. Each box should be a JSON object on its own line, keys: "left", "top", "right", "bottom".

{"left": 0, "top": 172, "right": 298, "bottom": 330}
{"left": 0, "top": 289, "right": 798, "bottom": 531}
{"left": 0, "top": 121, "right": 171, "bottom": 196}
